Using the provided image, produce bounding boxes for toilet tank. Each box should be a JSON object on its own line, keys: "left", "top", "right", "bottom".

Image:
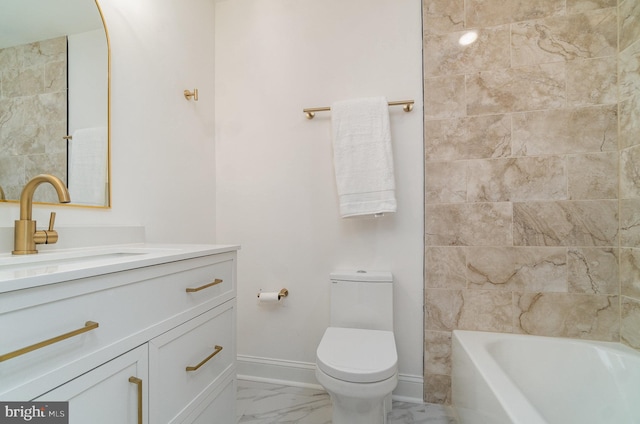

{"left": 330, "top": 270, "right": 393, "bottom": 331}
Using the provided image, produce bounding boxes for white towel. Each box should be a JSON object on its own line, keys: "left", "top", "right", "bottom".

{"left": 331, "top": 97, "right": 397, "bottom": 218}
{"left": 68, "top": 127, "right": 108, "bottom": 205}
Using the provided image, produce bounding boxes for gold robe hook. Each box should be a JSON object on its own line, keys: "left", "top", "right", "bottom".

{"left": 184, "top": 89, "right": 198, "bottom": 101}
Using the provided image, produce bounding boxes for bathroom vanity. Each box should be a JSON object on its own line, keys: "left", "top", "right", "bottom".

{"left": 0, "top": 244, "right": 239, "bottom": 424}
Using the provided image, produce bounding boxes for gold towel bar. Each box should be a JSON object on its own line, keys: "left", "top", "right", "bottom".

{"left": 303, "top": 99, "right": 414, "bottom": 119}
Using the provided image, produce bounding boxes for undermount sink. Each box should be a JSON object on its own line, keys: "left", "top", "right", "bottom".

{"left": 0, "top": 251, "right": 145, "bottom": 271}
{"left": 0, "top": 246, "right": 185, "bottom": 285}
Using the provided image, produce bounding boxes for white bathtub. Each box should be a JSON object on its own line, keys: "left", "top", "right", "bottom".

{"left": 452, "top": 330, "right": 640, "bottom": 424}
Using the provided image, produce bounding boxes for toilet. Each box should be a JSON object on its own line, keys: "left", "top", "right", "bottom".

{"left": 315, "top": 270, "right": 398, "bottom": 424}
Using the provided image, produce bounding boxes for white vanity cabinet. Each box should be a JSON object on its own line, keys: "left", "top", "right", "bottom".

{"left": 35, "top": 344, "right": 149, "bottom": 424}
{"left": 0, "top": 245, "right": 238, "bottom": 424}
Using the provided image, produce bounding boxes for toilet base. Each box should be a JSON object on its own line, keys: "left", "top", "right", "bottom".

{"left": 316, "top": 368, "right": 398, "bottom": 424}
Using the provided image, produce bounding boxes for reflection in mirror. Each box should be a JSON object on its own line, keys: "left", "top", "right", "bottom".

{"left": 0, "top": 0, "right": 110, "bottom": 207}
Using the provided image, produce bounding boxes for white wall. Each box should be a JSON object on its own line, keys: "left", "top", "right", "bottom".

{"left": 215, "top": 0, "right": 424, "bottom": 398}
{"left": 0, "top": 0, "right": 217, "bottom": 244}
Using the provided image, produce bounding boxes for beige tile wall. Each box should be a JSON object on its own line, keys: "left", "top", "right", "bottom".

{"left": 422, "top": 0, "right": 638, "bottom": 403}
{"left": 619, "top": 0, "right": 640, "bottom": 351}
{"left": 0, "top": 36, "right": 68, "bottom": 203}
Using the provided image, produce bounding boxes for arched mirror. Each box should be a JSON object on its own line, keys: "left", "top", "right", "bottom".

{"left": 0, "top": 0, "right": 110, "bottom": 207}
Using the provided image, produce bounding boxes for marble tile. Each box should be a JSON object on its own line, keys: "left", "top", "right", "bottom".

{"left": 566, "top": 56, "right": 617, "bottom": 106}
{"left": 0, "top": 46, "right": 19, "bottom": 70}
{"left": 567, "top": 0, "right": 616, "bottom": 13}
{"left": 387, "top": 401, "right": 458, "bottom": 424}
{"left": 457, "top": 289, "right": 513, "bottom": 332}
{"left": 422, "top": 0, "right": 464, "bottom": 34}
{"left": 2, "top": 123, "right": 48, "bottom": 156}
{"left": 424, "top": 26, "right": 510, "bottom": 77}
{"left": 424, "top": 330, "right": 452, "bottom": 375}
{"left": 236, "top": 380, "right": 459, "bottom": 424}
{"left": 424, "top": 75, "right": 466, "bottom": 120}
{"left": 423, "top": 374, "right": 451, "bottom": 405}
{"left": 19, "top": 37, "right": 66, "bottom": 68}
{"left": 426, "top": 203, "right": 513, "bottom": 246}
{"left": 3, "top": 66, "right": 44, "bottom": 98}
{"left": 620, "top": 248, "right": 640, "bottom": 298}
{"left": 465, "top": 0, "right": 511, "bottom": 28}
{"left": 425, "top": 114, "right": 511, "bottom": 161}
{"left": 511, "top": 9, "right": 617, "bottom": 66}
{"left": 567, "top": 152, "right": 618, "bottom": 200}
{"left": 425, "top": 161, "right": 467, "bottom": 203}
{"left": 619, "top": 39, "right": 640, "bottom": 100}
{"left": 236, "top": 381, "right": 331, "bottom": 424}
{"left": 619, "top": 0, "right": 640, "bottom": 52}
{"left": 466, "top": 246, "right": 567, "bottom": 292}
{"left": 619, "top": 94, "right": 640, "bottom": 149}
{"left": 36, "top": 92, "right": 67, "bottom": 123}
{"left": 620, "top": 145, "right": 640, "bottom": 199}
{"left": 0, "top": 156, "right": 25, "bottom": 186}
{"left": 466, "top": 63, "right": 565, "bottom": 116}
{"left": 513, "top": 200, "right": 618, "bottom": 246}
{"left": 621, "top": 297, "right": 640, "bottom": 349}
{"left": 512, "top": 106, "right": 618, "bottom": 156}
{"left": 515, "top": 292, "right": 620, "bottom": 340}
{"left": 425, "top": 289, "right": 464, "bottom": 331}
{"left": 466, "top": 156, "right": 566, "bottom": 202}
{"left": 45, "top": 60, "right": 67, "bottom": 93}
{"left": 568, "top": 248, "right": 619, "bottom": 294}
{"left": 465, "top": 0, "right": 564, "bottom": 28}
{"left": 620, "top": 199, "right": 640, "bottom": 247}
{"left": 425, "top": 247, "right": 467, "bottom": 289}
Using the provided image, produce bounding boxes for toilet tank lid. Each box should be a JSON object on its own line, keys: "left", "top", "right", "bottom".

{"left": 330, "top": 270, "right": 393, "bottom": 283}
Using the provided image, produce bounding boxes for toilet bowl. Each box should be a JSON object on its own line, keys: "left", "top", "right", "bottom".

{"left": 316, "top": 270, "right": 397, "bottom": 423}
{"left": 316, "top": 326, "right": 398, "bottom": 424}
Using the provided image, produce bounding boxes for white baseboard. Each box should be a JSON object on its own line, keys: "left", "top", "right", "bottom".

{"left": 237, "top": 354, "right": 424, "bottom": 403}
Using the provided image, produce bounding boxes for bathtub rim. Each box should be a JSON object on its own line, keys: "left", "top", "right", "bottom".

{"left": 451, "top": 330, "right": 640, "bottom": 424}
{"left": 452, "top": 330, "right": 547, "bottom": 424}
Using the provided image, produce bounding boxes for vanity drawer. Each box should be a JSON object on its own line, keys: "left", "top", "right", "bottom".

{"left": 0, "top": 252, "right": 236, "bottom": 399}
{"left": 149, "top": 300, "right": 236, "bottom": 423}
{"left": 179, "top": 257, "right": 234, "bottom": 309}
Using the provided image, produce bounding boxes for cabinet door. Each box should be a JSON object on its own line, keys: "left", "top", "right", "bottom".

{"left": 35, "top": 344, "right": 148, "bottom": 424}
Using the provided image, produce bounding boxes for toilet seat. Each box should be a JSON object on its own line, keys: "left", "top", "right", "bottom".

{"left": 316, "top": 327, "right": 397, "bottom": 383}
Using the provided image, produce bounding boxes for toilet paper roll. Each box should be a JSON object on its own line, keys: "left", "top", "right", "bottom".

{"left": 257, "top": 292, "right": 280, "bottom": 303}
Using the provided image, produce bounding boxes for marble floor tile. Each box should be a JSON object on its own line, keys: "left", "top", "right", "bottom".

{"left": 236, "top": 380, "right": 459, "bottom": 424}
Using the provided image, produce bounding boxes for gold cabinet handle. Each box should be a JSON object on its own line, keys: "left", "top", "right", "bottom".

{"left": 0, "top": 321, "right": 99, "bottom": 362}
{"left": 186, "top": 278, "right": 223, "bottom": 293}
{"left": 185, "top": 345, "right": 223, "bottom": 372}
{"left": 128, "top": 377, "right": 143, "bottom": 424}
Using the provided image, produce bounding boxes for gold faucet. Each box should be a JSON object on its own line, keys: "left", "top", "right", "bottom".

{"left": 13, "top": 174, "right": 71, "bottom": 255}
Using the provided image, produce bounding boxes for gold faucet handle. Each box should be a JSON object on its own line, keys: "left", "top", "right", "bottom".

{"left": 48, "top": 212, "right": 57, "bottom": 231}
{"left": 33, "top": 212, "right": 60, "bottom": 245}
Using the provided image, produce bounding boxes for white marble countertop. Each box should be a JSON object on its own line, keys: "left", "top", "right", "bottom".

{"left": 0, "top": 243, "right": 240, "bottom": 294}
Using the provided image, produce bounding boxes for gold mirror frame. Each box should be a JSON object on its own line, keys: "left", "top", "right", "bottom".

{"left": 0, "top": 0, "right": 111, "bottom": 209}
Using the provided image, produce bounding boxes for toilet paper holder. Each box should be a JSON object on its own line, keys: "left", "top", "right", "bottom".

{"left": 257, "top": 288, "right": 289, "bottom": 300}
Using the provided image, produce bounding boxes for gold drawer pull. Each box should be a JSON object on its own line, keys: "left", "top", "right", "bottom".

{"left": 0, "top": 321, "right": 99, "bottom": 363}
{"left": 128, "top": 376, "right": 143, "bottom": 424}
{"left": 186, "top": 278, "right": 223, "bottom": 293}
{"left": 186, "top": 345, "right": 223, "bottom": 372}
